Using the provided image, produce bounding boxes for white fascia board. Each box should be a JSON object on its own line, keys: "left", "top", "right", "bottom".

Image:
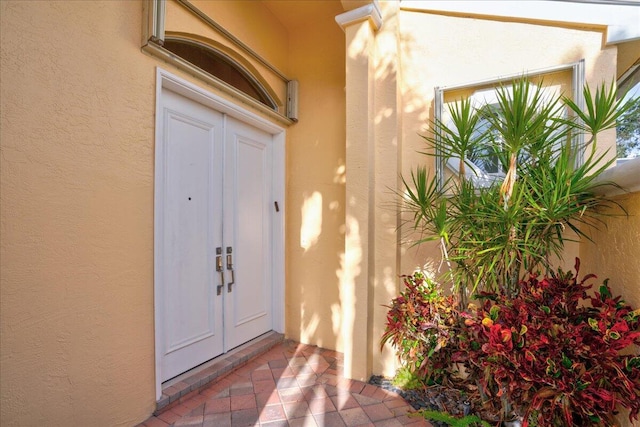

{"left": 401, "top": 0, "right": 640, "bottom": 44}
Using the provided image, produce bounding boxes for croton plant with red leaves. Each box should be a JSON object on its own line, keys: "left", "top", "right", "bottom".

{"left": 381, "top": 272, "right": 458, "bottom": 385}
{"left": 459, "top": 259, "right": 640, "bottom": 426}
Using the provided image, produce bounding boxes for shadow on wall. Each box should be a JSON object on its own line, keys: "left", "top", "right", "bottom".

{"left": 331, "top": 3, "right": 439, "bottom": 379}
{"left": 289, "top": 4, "right": 618, "bottom": 378}
{"left": 284, "top": 0, "right": 348, "bottom": 358}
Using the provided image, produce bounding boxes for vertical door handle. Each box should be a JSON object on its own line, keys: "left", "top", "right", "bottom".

{"left": 215, "top": 247, "right": 224, "bottom": 296}
{"left": 226, "top": 246, "right": 235, "bottom": 292}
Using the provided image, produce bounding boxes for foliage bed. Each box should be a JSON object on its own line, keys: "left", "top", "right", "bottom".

{"left": 384, "top": 79, "right": 640, "bottom": 426}
{"left": 384, "top": 266, "right": 640, "bottom": 426}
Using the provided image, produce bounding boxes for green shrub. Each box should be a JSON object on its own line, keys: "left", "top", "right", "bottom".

{"left": 392, "top": 366, "right": 424, "bottom": 390}
{"left": 420, "top": 410, "right": 491, "bottom": 427}
{"left": 381, "top": 272, "right": 458, "bottom": 384}
{"left": 459, "top": 261, "right": 640, "bottom": 426}
{"left": 388, "top": 79, "right": 636, "bottom": 425}
{"left": 402, "top": 80, "right": 629, "bottom": 298}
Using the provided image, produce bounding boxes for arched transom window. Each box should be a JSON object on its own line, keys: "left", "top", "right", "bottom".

{"left": 163, "top": 38, "right": 277, "bottom": 110}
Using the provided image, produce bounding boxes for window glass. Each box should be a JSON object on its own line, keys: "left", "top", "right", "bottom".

{"left": 616, "top": 82, "right": 640, "bottom": 163}
{"left": 163, "top": 38, "right": 277, "bottom": 110}
{"left": 436, "top": 66, "right": 577, "bottom": 188}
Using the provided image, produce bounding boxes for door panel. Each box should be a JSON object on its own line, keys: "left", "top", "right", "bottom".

{"left": 157, "top": 90, "right": 274, "bottom": 382}
{"left": 159, "top": 90, "right": 224, "bottom": 381}
{"left": 224, "top": 117, "right": 272, "bottom": 349}
{"left": 165, "top": 115, "right": 214, "bottom": 351}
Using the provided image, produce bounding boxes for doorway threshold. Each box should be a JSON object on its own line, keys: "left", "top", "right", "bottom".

{"left": 155, "top": 331, "right": 284, "bottom": 414}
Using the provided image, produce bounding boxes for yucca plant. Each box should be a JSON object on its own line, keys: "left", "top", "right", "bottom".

{"left": 402, "top": 79, "right": 630, "bottom": 298}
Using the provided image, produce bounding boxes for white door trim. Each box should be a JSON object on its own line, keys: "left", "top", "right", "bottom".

{"left": 154, "top": 67, "right": 286, "bottom": 400}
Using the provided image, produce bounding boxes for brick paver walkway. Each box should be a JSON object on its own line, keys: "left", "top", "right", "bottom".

{"left": 138, "top": 340, "right": 431, "bottom": 427}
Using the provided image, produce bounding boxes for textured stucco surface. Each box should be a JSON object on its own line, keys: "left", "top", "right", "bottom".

{"left": 342, "top": 14, "right": 377, "bottom": 381}
{"left": 396, "top": 10, "right": 618, "bottom": 274}
{"left": 1, "top": 1, "right": 634, "bottom": 424}
{"left": 283, "top": 2, "right": 347, "bottom": 353}
{"left": 1, "top": 1, "right": 157, "bottom": 425}
{"left": 339, "top": 1, "right": 407, "bottom": 380}
{"left": 580, "top": 191, "right": 640, "bottom": 427}
{"left": 1, "top": 0, "right": 349, "bottom": 424}
{"left": 580, "top": 192, "right": 640, "bottom": 315}
{"left": 617, "top": 39, "right": 640, "bottom": 79}
{"left": 372, "top": 2, "right": 404, "bottom": 378}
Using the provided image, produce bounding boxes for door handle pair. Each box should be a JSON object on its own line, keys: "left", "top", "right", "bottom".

{"left": 216, "top": 247, "right": 235, "bottom": 295}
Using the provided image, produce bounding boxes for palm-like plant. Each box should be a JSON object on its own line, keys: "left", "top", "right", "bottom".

{"left": 403, "top": 79, "right": 630, "bottom": 298}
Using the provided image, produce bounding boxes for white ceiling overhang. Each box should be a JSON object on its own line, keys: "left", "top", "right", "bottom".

{"left": 401, "top": 0, "right": 640, "bottom": 44}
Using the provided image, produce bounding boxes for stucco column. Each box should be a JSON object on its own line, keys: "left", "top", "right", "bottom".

{"left": 336, "top": 2, "right": 383, "bottom": 381}
{"left": 371, "top": 0, "right": 401, "bottom": 378}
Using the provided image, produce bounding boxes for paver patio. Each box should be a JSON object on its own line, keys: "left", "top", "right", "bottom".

{"left": 138, "top": 340, "right": 431, "bottom": 427}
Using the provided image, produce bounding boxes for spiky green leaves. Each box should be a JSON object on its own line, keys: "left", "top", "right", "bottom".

{"left": 402, "top": 78, "right": 631, "bottom": 296}
{"left": 564, "top": 81, "right": 634, "bottom": 140}
{"left": 429, "top": 97, "right": 490, "bottom": 181}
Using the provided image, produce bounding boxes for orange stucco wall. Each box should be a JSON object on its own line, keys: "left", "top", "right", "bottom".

{"left": 580, "top": 192, "right": 640, "bottom": 318}
{"left": 580, "top": 192, "right": 640, "bottom": 308}
{"left": 354, "top": 6, "right": 621, "bottom": 379}
{"left": 1, "top": 0, "right": 634, "bottom": 425}
{"left": 1, "top": 1, "right": 347, "bottom": 425}
{"left": 396, "top": 9, "right": 617, "bottom": 275}
{"left": 617, "top": 39, "right": 640, "bottom": 79}
{"left": 580, "top": 191, "right": 640, "bottom": 321}
{"left": 580, "top": 190, "right": 640, "bottom": 427}
{"left": 283, "top": 4, "right": 347, "bottom": 351}
{"left": 1, "top": 1, "right": 157, "bottom": 425}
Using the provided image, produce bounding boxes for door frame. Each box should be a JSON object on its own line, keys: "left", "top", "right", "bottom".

{"left": 153, "top": 68, "right": 285, "bottom": 400}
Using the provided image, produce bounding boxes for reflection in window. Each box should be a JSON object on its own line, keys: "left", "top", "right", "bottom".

{"left": 465, "top": 100, "right": 505, "bottom": 186}
{"left": 434, "top": 63, "right": 583, "bottom": 189}
{"left": 446, "top": 84, "right": 565, "bottom": 187}
{"left": 616, "top": 82, "right": 640, "bottom": 162}
{"left": 163, "top": 38, "right": 277, "bottom": 110}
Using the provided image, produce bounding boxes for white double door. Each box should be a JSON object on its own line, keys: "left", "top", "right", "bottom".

{"left": 157, "top": 89, "right": 273, "bottom": 382}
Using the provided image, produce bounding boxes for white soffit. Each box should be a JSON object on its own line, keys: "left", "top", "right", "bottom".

{"left": 401, "top": 0, "right": 640, "bottom": 44}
